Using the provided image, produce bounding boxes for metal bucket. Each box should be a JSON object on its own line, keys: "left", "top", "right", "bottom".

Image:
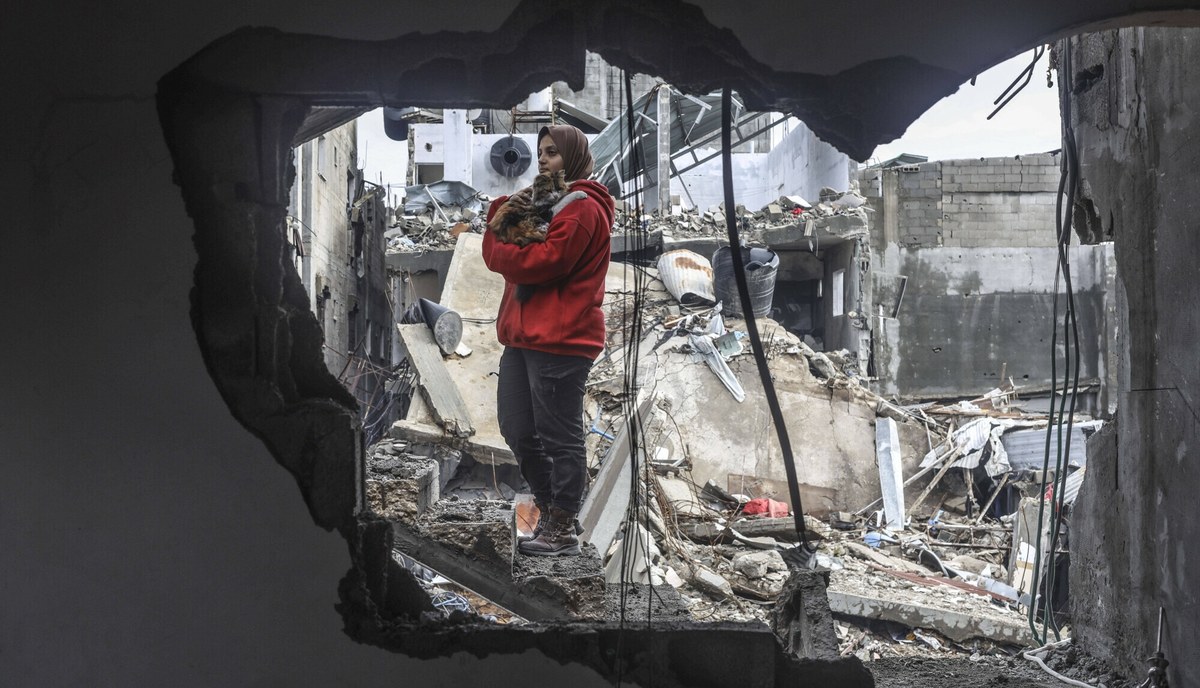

{"left": 711, "top": 245, "right": 779, "bottom": 318}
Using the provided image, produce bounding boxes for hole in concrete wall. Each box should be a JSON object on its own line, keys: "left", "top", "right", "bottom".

{"left": 156, "top": 3, "right": 1195, "bottom": 684}
{"left": 155, "top": 5, "right": 908, "bottom": 680}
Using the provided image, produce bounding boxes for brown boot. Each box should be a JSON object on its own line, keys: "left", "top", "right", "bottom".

{"left": 517, "top": 501, "right": 549, "bottom": 544}
{"left": 518, "top": 506, "right": 581, "bottom": 556}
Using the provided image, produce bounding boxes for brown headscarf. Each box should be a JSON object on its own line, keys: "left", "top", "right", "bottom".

{"left": 539, "top": 124, "right": 594, "bottom": 182}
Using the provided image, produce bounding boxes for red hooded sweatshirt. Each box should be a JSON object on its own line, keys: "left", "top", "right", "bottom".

{"left": 482, "top": 179, "right": 614, "bottom": 359}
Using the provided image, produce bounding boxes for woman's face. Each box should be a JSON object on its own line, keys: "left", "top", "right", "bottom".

{"left": 538, "top": 135, "right": 565, "bottom": 176}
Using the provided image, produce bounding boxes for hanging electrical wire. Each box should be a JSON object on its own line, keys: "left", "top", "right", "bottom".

{"left": 1028, "top": 35, "right": 1084, "bottom": 646}
{"left": 719, "top": 87, "right": 815, "bottom": 569}
{"left": 613, "top": 68, "right": 651, "bottom": 688}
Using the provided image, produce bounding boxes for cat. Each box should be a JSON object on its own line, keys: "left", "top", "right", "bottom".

{"left": 488, "top": 170, "right": 573, "bottom": 246}
{"left": 488, "top": 170, "right": 589, "bottom": 301}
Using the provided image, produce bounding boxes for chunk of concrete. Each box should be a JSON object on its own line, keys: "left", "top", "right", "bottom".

{"left": 364, "top": 453, "right": 439, "bottom": 522}
{"left": 690, "top": 565, "right": 733, "bottom": 600}
{"left": 827, "top": 589, "right": 1035, "bottom": 646}
{"left": 771, "top": 570, "right": 839, "bottom": 660}
{"left": 732, "top": 550, "right": 786, "bottom": 579}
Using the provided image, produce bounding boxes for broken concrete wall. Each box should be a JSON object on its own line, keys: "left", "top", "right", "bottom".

{"left": 872, "top": 243, "right": 1114, "bottom": 401}
{"left": 766, "top": 118, "right": 852, "bottom": 206}
{"left": 860, "top": 147, "right": 1114, "bottom": 402}
{"left": 556, "top": 51, "right": 658, "bottom": 121}
{"left": 641, "top": 338, "right": 928, "bottom": 514}
{"left": 1066, "top": 27, "right": 1200, "bottom": 688}
{"left": 669, "top": 150, "right": 772, "bottom": 211}
{"left": 671, "top": 116, "right": 852, "bottom": 213}
{"left": 861, "top": 155, "right": 1061, "bottom": 250}
{"left": 822, "top": 237, "right": 869, "bottom": 358}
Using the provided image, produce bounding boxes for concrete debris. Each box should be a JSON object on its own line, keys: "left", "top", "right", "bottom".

{"left": 732, "top": 550, "right": 787, "bottom": 579}
{"left": 388, "top": 180, "right": 489, "bottom": 253}
{"left": 611, "top": 189, "right": 869, "bottom": 249}
{"left": 366, "top": 214, "right": 1103, "bottom": 661}
{"left": 689, "top": 564, "right": 734, "bottom": 600}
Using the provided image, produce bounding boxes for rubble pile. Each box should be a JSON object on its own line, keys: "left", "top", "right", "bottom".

{"left": 610, "top": 184, "right": 870, "bottom": 244}
{"left": 368, "top": 223, "right": 1101, "bottom": 671}
{"left": 386, "top": 180, "right": 490, "bottom": 253}
{"left": 383, "top": 182, "right": 871, "bottom": 255}
{"left": 580, "top": 262, "right": 1098, "bottom": 658}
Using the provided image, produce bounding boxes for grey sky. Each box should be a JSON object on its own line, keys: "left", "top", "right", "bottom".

{"left": 867, "top": 51, "right": 1061, "bottom": 165}
{"left": 357, "top": 52, "right": 1062, "bottom": 194}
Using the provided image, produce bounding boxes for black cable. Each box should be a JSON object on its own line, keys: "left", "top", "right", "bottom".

{"left": 1044, "top": 77, "right": 1083, "bottom": 640}
{"left": 988, "top": 46, "right": 1046, "bottom": 120}
{"left": 719, "top": 87, "right": 813, "bottom": 559}
{"left": 614, "top": 68, "right": 652, "bottom": 688}
{"left": 1030, "top": 36, "right": 1084, "bottom": 643}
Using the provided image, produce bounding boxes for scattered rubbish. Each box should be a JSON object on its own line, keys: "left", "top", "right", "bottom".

{"left": 687, "top": 333, "right": 745, "bottom": 402}
{"left": 742, "top": 497, "right": 789, "bottom": 518}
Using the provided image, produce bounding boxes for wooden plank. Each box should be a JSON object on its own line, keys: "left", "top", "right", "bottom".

{"left": 397, "top": 324, "right": 474, "bottom": 438}
{"left": 389, "top": 419, "right": 516, "bottom": 465}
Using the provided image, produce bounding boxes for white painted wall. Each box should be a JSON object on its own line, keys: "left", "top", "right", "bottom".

{"left": 671, "top": 150, "right": 771, "bottom": 210}
{"left": 765, "top": 117, "right": 851, "bottom": 202}
{"left": 442, "top": 109, "right": 473, "bottom": 185}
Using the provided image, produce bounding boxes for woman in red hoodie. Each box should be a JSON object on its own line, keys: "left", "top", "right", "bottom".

{"left": 482, "top": 124, "right": 614, "bottom": 557}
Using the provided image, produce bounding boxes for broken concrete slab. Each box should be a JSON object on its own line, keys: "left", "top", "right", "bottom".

{"left": 771, "top": 570, "right": 840, "bottom": 660}
{"left": 578, "top": 395, "right": 652, "bottom": 557}
{"left": 842, "top": 541, "right": 929, "bottom": 576}
{"left": 391, "top": 499, "right": 608, "bottom": 622}
{"left": 656, "top": 474, "right": 715, "bottom": 519}
{"left": 424, "top": 233, "right": 508, "bottom": 457}
{"left": 389, "top": 419, "right": 515, "bottom": 465}
{"left": 728, "top": 515, "right": 831, "bottom": 542}
{"left": 397, "top": 324, "right": 474, "bottom": 438}
{"left": 875, "top": 417, "right": 906, "bottom": 530}
{"left": 827, "top": 589, "right": 1034, "bottom": 646}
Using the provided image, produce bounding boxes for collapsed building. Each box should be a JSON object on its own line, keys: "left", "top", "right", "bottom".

{"left": 350, "top": 69, "right": 1114, "bottom": 673}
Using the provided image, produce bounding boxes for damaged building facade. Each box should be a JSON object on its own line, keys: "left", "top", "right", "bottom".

{"left": 860, "top": 155, "right": 1118, "bottom": 410}
{"left": 12, "top": 2, "right": 1200, "bottom": 687}
{"left": 288, "top": 119, "right": 398, "bottom": 442}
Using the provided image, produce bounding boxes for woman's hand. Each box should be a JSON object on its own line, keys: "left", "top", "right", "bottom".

{"left": 507, "top": 186, "right": 533, "bottom": 208}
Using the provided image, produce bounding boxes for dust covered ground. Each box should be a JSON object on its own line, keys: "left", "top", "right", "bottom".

{"left": 871, "top": 655, "right": 1060, "bottom": 687}
{"left": 870, "top": 641, "right": 1133, "bottom": 688}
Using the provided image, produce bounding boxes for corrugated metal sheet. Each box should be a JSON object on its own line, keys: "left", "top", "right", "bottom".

{"left": 1001, "top": 421, "right": 1102, "bottom": 471}
{"left": 1063, "top": 466, "right": 1086, "bottom": 506}
{"left": 590, "top": 87, "right": 746, "bottom": 194}
{"left": 656, "top": 249, "right": 715, "bottom": 308}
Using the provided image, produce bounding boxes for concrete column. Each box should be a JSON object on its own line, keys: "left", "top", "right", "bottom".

{"left": 441, "top": 109, "right": 472, "bottom": 185}
{"left": 654, "top": 86, "right": 672, "bottom": 212}
{"left": 881, "top": 169, "right": 899, "bottom": 246}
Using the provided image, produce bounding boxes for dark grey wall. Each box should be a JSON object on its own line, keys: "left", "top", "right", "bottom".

{"left": 1067, "top": 28, "right": 1200, "bottom": 688}
{"left": 5, "top": 1, "right": 1200, "bottom": 684}
{"left": 872, "top": 244, "right": 1113, "bottom": 400}
{"left": 0, "top": 1, "right": 603, "bottom": 684}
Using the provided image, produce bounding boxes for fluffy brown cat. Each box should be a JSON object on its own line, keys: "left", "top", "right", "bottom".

{"left": 487, "top": 170, "right": 571, "bottom": 246}
{"left": 487, "top": 171, "right": 590, "bottom": 302}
